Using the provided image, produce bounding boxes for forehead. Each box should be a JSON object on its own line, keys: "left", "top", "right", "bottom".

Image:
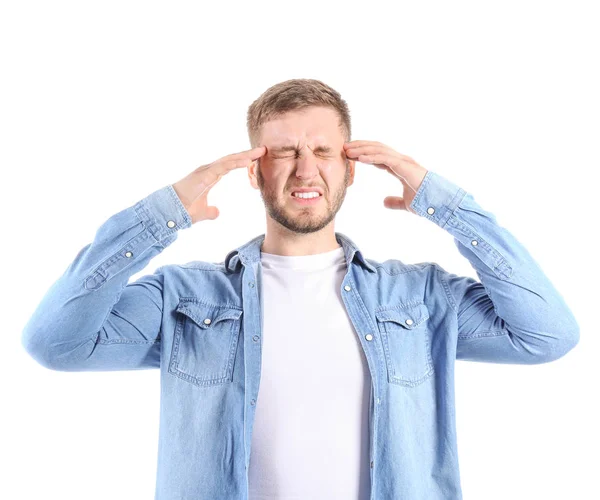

{"left": 259, "top": 106, "right": 343, "bottom": 146}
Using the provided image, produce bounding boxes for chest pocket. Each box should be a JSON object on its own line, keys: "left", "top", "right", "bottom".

{"left": 168, "top": 299, "right": 243, "bottom": 387}
{"left": 375, "top": 303, "right": 434, "bottom": 388}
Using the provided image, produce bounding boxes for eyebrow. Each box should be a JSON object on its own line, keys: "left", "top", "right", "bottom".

{"left": 270, "top": 145, "right": 334, "bottom": 154}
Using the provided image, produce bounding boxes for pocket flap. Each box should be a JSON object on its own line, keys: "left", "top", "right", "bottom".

{"left": 176, "top": 300, "right": 243, "bottom": 329}
{"left": 375, "top": 303, "right": 429, "bottom": 329}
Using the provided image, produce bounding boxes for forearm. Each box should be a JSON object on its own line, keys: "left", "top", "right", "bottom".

{"left": 21, "top": 184, "right": 192, "bottom": 369}
{"left": 410, "top": 170, "right": 579, "bottom": 363}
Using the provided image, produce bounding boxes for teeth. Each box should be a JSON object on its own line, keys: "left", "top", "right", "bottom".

{"left": 293, "top": 192, "right": 320, "bottom": 199}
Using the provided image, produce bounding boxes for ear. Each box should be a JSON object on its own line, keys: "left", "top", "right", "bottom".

{"left": 347, "top": 159, "right": 356, "bottom": 187}
{"left": 248, "top": 159, "right": 260, "bottom": 189}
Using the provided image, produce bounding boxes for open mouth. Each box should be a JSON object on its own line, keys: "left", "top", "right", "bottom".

{"left": 290, "top": 192, "right": 323, "bottom": 205}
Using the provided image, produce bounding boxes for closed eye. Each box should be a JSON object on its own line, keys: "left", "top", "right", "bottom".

{"left": 272, "top": 153, "right": 331, "bottom": 160}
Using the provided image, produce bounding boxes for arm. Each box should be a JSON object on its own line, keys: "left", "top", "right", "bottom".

{"left": 20, "top": 184, "right": 192, "bottom": 371}
{"left": 409, "top": 170, "right": 580, "bottom": 364}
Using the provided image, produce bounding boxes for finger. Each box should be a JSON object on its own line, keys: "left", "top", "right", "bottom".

{"left": 346, "top": 142, "right": 414, "bottom": 162}
{"left": 223, "top": 146, "right": 267, "bottom": 163}
{"left": 345, "top": 145, "right": 392, "bottom": 157}
{"left": 383, "top": 196, "right": 407, "bottom": 211}
{"left": 247, "top": 145, "right": 268, "bottom": 158}
{"left": 357, "top": 153, "right": 396, "bottom": 167}
{"left": 216, "top": 149, "right": 266, "bottom": 173}
{"left": 358, "top": 154, "right": 413, "bottom": 175}
{"left": 347, "top": 145, "right": 411, "bottom": 161}
{"left": 343, "top": 140, "right": 386, "bottom": 149}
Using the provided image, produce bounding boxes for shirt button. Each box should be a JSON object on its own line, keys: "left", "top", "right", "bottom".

{"left": 405, "top": 318, "right": 413, "bottom": 325}
{"left": 167, "top": 220, "right": 176, "bottom": 228}
{"left": 344, "top": 285, "right": 351, "bottom": 291}
{"left": 203, "top": 318, "right": 211, "bottom": 325}
{"left": 125, "top": 251, "right": 133, "bottom": 258}
{"left": 471, "top": 240, "right": 478, "bottom": 246}
{"left": 427, "top": 207, "right": 435, "bottom": 215}
{"left": 365, "top": 334, "right": 373, "bottom": 341}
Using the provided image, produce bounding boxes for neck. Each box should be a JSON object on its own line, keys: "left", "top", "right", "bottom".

{"left": 260, "top": 223, "right": 341, "bottom": 256}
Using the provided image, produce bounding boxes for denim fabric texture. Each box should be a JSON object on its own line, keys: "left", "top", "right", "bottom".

{"left": 22, "top": 170, "right": 580, "bottom": 499}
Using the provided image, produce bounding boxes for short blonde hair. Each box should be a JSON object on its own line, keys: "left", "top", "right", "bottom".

{"left": 246, "top": 78, "right": 351, "bottom": 148}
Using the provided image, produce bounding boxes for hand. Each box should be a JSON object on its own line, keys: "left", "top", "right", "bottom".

{"left": 343, "top": 140, "right": 428, "bottom": 214}
{"left": 172, "top": 146, "right": 267, "bottom": 224}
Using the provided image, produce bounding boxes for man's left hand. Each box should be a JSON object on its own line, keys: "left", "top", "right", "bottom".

{"left": 343, "top": 140, "right": 428, "bottom": 214}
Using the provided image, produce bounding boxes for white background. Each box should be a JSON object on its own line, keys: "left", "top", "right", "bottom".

{"left": 2, "top": 1, "right": 598, "bottom": 499}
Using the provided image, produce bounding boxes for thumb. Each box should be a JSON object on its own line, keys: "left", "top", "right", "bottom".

{"left": 383, "top": 196, "right": 407, "bottom": 211}
{"left": 205, "top": 206, "right": 220, "bottom": 220}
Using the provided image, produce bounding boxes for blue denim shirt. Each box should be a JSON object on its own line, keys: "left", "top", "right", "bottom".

{"left": 21, "top": 170, "right": 579, "bottom": 500}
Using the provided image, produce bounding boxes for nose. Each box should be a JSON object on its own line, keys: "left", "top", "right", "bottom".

{"left": 294, "top": 145, "right": 320, "bottom": 180}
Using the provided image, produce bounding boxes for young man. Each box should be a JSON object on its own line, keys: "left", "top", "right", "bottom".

{"left": 22, "top": 79, "right": 579, "bottom": 500}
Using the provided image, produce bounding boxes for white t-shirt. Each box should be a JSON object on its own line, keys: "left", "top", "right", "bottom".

{"left": 248, "top": 245, "right": 371, "bottom": 500}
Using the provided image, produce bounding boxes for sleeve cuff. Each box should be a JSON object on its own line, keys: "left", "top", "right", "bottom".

{"left": 409, "top": 170, "right": 468, "bottom": 228}
{"left": 133, "top": 184, "right": 193, "bottom": 244}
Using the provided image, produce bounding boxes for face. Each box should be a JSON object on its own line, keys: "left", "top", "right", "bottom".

{"left": 249, "top": 106, "right": 355, "bottom": 234}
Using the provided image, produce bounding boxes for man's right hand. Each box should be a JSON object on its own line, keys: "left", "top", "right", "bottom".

{"left": 172, "top": 146, "right": 267, "bottom": 224}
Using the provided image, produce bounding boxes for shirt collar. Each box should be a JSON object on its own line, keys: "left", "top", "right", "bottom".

{"left": 224, "top": 232, "right": 377, "bottom": 274}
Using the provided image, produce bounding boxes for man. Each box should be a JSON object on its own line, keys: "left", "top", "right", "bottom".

{"left": 21, "top": 78, "right": 580, "bottom": 500}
